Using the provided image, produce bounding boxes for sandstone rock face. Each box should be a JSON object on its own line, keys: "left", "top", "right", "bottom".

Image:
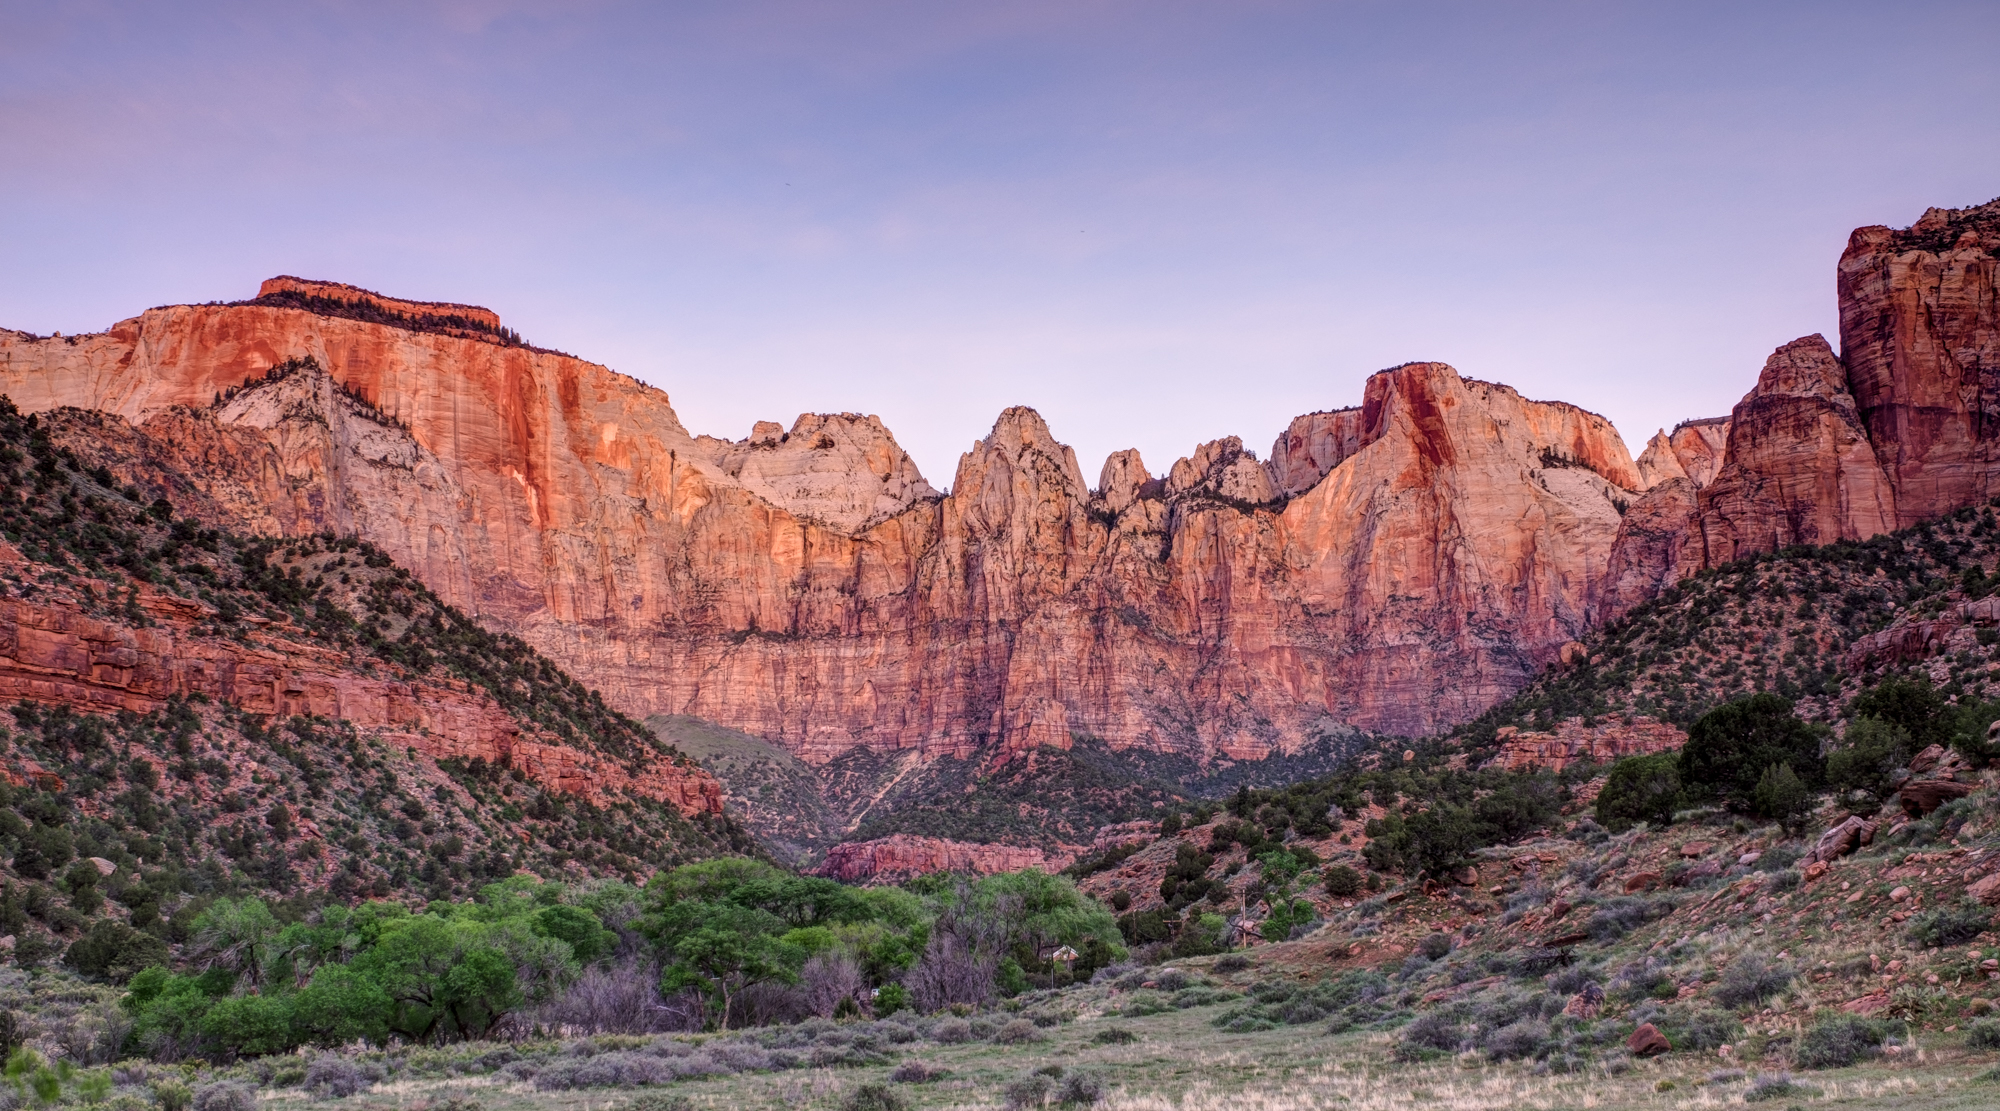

{"left": 1693, "top": 335, "right": 1897, "bottom": 564}
{"left": 1486, "top": 714, "right": 1686, "bottom": 773}
{"left": 1596, "top": 477, "right": 1699, "bottom": 621}
{"left": 1266, "top": 408, "right": 1367, "bottom": 496}
{"left": 1840, "top": 199, "right": 2000, "bottom": 525}
{"left": 258, "top": 276, "right": 503, "bottom": 331}
{"left": 692, "top": 412, "right": 939, "bottom": 534}
{"left": 814, "top": 835, "right": 1054, "bottom": 883}
{"left": 0, "top": 286, "right": 1645, "bottom": 765}
{"left": 1634, "top": 418, "right": 1730, "bottom": 489}
{"left": 0, "top": 546, "right": 721, "bottom": 816}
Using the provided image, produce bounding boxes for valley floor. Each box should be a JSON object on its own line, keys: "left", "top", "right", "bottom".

{"left": 286, "top": 999, "right": 1998, "bottom": 1111}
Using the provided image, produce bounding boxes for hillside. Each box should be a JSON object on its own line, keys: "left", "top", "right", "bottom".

{"left": 1457, "top": 499, "right": 2000, "bottom": 755}
{"left": 0, "top": 398, "right": 753, "bottom": 967}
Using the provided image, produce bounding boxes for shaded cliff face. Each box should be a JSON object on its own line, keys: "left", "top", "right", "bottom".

{"left": 1694, "top": 334, "right": 1897, "bottom": 563}
{"left": 1840, "top": 198, "right": 2000, "bottom": 525}
{"left": 0, "top": 287, "right": 1643, "bottom": 782}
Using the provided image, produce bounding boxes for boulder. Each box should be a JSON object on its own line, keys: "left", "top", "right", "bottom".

{"left": 1627, "top": 1023, "right": 1672, "bottom": 1057}
{"left": 1968, "top": 872, "right": 2000, "bottom": 907}
{"left": 1802, "top": 815, "right": 1878, "bottom": 866}
{"left": 1897, "top": 778, "right": 1974, "bottom": 818}
{"left": 1624, "top": 871, "right": 1662, "bottom": 893}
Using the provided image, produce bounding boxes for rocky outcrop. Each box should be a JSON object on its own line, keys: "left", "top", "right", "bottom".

{"left": 1634, "top": 418, "right": 1730, "bottom": 490}
{"left": 0, "top": 281, "right": 1653, "bottom": 795}
{"left": 1487, "top": 714, "right": 1686, "bottom": 773}
{"left": 1265, "top": 409, "right": 1367, "bottom": 496}
{"left": 1840, "top": 199, "right": 2000, "bottom": 525}
{"left": 1693, "top": 335, "right": 1898, "bottom": 564}
{"left": 0, "top": 544, "right": 722, "bottom": 816}
{"left": 692, "top": 413, "right": 939, "bottom": 534}
{"left": 1596, "top": 478, "right": 1700, "bottom": 622}
{"left": 814, "top": 835, "right": 1054, "bottom": 883}
{"left": 257, "top": 276, "right": 503, "bottom": 330}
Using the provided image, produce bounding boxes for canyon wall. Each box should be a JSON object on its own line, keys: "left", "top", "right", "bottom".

{"left": 1602, "top": 197, "right": 2000, "bottom": 618}
{"left": 0, "top": 302, "right": 1641, "bottom": 755}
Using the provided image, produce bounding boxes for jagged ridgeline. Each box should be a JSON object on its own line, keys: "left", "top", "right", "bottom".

{"left": 1454, "top": 500, "right": 2000, "bottom": 747}
{"left": 0, "top": 396, "right": 753, "bottom": 963}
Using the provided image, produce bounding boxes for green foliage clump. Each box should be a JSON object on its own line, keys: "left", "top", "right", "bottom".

{"left": 1751, "top": 763, "right": 1812, "bottom": 833}
{"left": 1679, "top": 694, "right": 1825, "bottom": 809}
{"left": 1595, "top": 753, "right": 1682, "bottom": 832}
{"left": 1795, "top": 1014, "right": 1892, "bottom": 1069}
{"left": 1906, "top": 900, "right": 1994, "bottom": 949}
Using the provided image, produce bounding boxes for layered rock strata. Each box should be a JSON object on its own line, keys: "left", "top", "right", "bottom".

{"left": 0, "top": 301, "right": 1644, "bottom": 750}
{"left": 0, "top": 544, "right": 722, "bottom": 816}
{"left": 1840, "top": 199, "right": 2000, "bottom": 524}
{"left": 814, "top": 835, "right": 1054, "bottom": 883}
{"left": 1485, "top": 714, "right": 1687, "bottom": 773}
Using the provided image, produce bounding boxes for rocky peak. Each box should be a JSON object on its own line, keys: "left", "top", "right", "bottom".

{"left": 1748, "top": 334, "right": 1855, "bottom": 404}
{"left": 1094, "top": 448, "right": 1153, "bottom": 515}
{"left": 701, "top": 411, "right": 940, "bottom": 535}
{"left": 1265, "top": 408, "right": 1369, "bottom": 496}
{"left": 1634, "top": 431, "right": 1687, "bottom": 487}
{"left": 1166, "top": 436, "right": 1279, "bottom": 506}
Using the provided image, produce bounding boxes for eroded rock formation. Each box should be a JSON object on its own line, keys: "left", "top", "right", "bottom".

{"left": 1840, "top": 199, "right": 2000, "bottom": 524}
{"left": 814, "top": 835, "right": 1054, "bottom": 883}
{"left": 0, "top": 297, "right": 1645, "bottom": 757}
{"left": 1486, "top": 714, "right": 1686, "bottom": 773}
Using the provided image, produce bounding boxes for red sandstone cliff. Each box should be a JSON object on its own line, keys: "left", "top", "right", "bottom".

{"left": 0, "top": 298, "right": 1644, "bottom": 754}
{"left": 1840, "top": 199, "right": 2000, "bottom": 524}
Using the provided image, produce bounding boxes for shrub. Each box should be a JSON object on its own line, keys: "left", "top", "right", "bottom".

{"left": 1826, "top": 716, "right": 1912, "bottom": 803}
{"left": 304, "top": 1056, "right": 375, "bottom": 1099}
{"left": 1585, "top": 897, "right": 1660, "bottom": 941}
{"left": 1057, "top": 1072, "right": 1105, "bottom": 1105}
{"left": 63, "top": 920, "right": 168, "bottom": 984}
{"left": 841, "top": 1082, "right": 907, "bottom": 1111}
{"left": 1213, "top": 954, "right": 1251, "bottom": 974}
{"left": 1395, "top": 1011, "right": 1465, "bottom": 1059}
{"left": 1714, "top": 952, "right": 1793, "bottom": 1009}
{"left": 1003, "top": 1073, "right": 1054, "bottom": 1110}
{"left": 889, "top": 1060, "right": 945, "bottom": 1084}
{"left": 1907, "top": 901, "right": 1993, "bottom": 949}
{"left": 1659, "top": 1006, "right": 1742, "bottom": 1051}
{"left": 931, "top": 1018, "right": 973, "bottom": 1044}
{"left": 153, "top": 1082, "right": 192, "bottom": 1111}
{"left": 1417, "top": 933, "right": 1453, "bottom": 960}
{"left": 1091, "top": 1027, "right": 1137, "bottom": 1045}
{"left": 1483, "top": 1019, "right": 1551, "bottom": 1061}
{"left": 192, "top": 1083, "right": 256, "bottom": 1111}
{"left": 1967, "top": 1019, "right": 2000, "bottom": 1050}
{"left": 1744, "top": 1073, "right": 1817, "bottom": 1102}
{"left": 1795, "top": 1015, "right": 1889, "bottom": 1069}
{"left": 993, "top": 1019, "right": 1044, "bottom": 1045}
{"left": 625, "top": 1096, "right": 694, "bottom": 1111}
{"left": 1596, "top": 753, "right": 1682, "bottom": 832}
{"left": 1323, "top": 866, "right": 1363, "bottom": 898}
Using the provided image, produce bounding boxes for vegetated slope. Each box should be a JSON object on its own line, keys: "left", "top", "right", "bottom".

{"left": 647, "top": 714, "right": 842, "bottom": 865}
{"left": 0, "top": 398, "right": 754, "bottom": 966}
{"left": 1456, "top": 500, "right": 2000, "bottom": 749}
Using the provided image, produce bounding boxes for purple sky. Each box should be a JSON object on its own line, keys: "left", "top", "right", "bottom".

{"left": 5, "top": 1, "right": 1998, "bottom": 488}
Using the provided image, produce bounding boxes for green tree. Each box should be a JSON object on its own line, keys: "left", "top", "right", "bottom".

{"left": 656, "top": 902, "right": 795, "bottom": 1029}
{"left": 290, "top": 965, "right": 391, "bottom": 1046}
{"left": 197, "top": 993, "right": 295, "bottom": 1057}
{"left": 1826, "top": 716, "right": 1912, "bottom": 807}
{"left": 1679, "top": 693, "right": 1825, "bottom": 808}
{"left": 64, "top": 920, "right": 168, "bottom": 984}
{"left": 1753, "top": 763, "right": 1812, "bottom": 833}
{"left": 531, "top": 905, "right": 615, "bottom": 966}
{"left": 1849, "top": 677, "right": 1950, "bottom": 751}
{"left": 188, "top": 898, "right": 281, "bottom": 991}
{"left": 1596, "top": 753, "right": 1682, "bottom": 832}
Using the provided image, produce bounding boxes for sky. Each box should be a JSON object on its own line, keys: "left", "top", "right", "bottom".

{"left": 4, "top": 1, "right": 1999, "bottom": 489}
